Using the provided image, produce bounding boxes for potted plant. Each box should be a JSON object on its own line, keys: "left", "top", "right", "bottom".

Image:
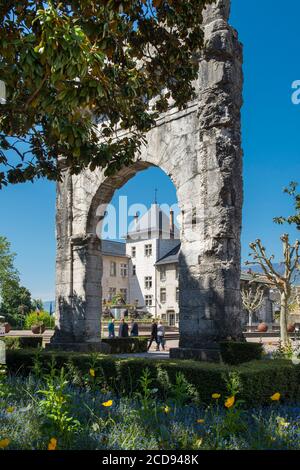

{"left": 31, "top": 321, "right": 45, "bottom": 334}
{"left": 287, "top": 322, "right": 296, "bottom": 333}
{"left": 257, "top": 322, "right": 268, "bottom": 332}
{"left": 4, "top": 323, "right": 11, "bottom": 334}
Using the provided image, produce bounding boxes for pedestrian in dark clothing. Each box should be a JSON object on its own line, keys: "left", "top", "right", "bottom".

{"left": 130, "top": 320, "right": 139, "bottom": 337}
{"left": 108, "top": 319, "right": 115, "bottom": 338}
{"left": 147, "top": 319, "right": 158, "bottom": 351}
{"left": 118, "top": 318, "right": 129, "bottom": 338}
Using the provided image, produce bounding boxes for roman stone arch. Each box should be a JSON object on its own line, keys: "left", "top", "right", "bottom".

{"left": 51, "top": 0, "right": 244, "bottom": 358}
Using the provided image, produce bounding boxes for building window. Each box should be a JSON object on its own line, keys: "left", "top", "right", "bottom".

{"left": 132, "top": 265, "right": 136, "bottom": 276}
{"left": 131, "top": 246, "right": 136, "bottom": 258}
{"left": 160, "top": 288, "right": 166, "bottom": 303}
{"left": 160, "top": 266, "right": 166, "bottom": 281}
{"left": 175, "top": 266, "right": 179, "bottom": 280}
{"left": 145, "top": 244, "right": 152, "bottom": 257}
{"left": 109, "top": 287, "right": 116, "bottom": 301}
{"left": 110, "top": 261, "right": 116, "bottom": 277}
{"left": 145, "top": 276, "right": 152, "bottom": 289}
{"left": 120, "top": 288, "right": 127, "bottom": 303}
{"left": 145, "top": 295, "right": 153, "bottom": 307}
{"left": 176, "top": 287, "right": 179, "bottom": 303}
{"left": 120, "top": 263, "right": 128, "bottom": 277}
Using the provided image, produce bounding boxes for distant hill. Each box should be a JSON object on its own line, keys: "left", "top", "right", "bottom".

{"left": 242, "top": 263, "right": 300, "bottom": 286}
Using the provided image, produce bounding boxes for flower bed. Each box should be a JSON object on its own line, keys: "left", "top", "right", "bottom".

{"left": 1, "top": 368, "right": 300, "bottom": 450}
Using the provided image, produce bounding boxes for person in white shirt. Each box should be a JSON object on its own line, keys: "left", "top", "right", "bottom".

{"left": 157, "top": 321, "right": 166, "bottom": 351}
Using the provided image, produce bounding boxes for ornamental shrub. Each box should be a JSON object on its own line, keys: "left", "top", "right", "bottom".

{"left": 24, "top": 311, "right": 55, "bottom": 329}
{"left": 220, "top": 341, "right": 263, "bottom": 365}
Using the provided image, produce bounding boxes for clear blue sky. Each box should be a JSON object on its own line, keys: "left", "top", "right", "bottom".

{"left": 0, "top": 0, "right": 299, "bottom": 301}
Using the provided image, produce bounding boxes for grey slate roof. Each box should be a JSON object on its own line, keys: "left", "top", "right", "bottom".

{"left": 101, "top": 240, "right": 129, "bottom": 258}
{"left": 155, "top": 243, "right": 181, "bottom": 266}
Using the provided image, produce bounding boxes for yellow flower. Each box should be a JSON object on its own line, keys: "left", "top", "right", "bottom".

{"left": 195, "top": 438, "right": 203, "bottom": 448}
{"left": 102, "top": 399, "right": 113, "bottom": 407}
{"left": 271, "top": 393, "right": 281, "bottom": 401}
{"left": 0, "top": 438, "right": 10, "bottom": 449}
{"left": 225, "top": 396, "right": 235, "bottom": 409}
{"left": 277, "top": 417, "right": 290, "bottom": 428}
{"left": 163, "top": 406, "right": 171, "bottom": 414}
{"left": 6, "top": 406, "right": 15, "bottom": 413}
{"left": 48, "top": 438, "right": 57, "bottom": 451}
{"left": 212, "top": 393, "right": 221, "bottom": 399}
{"left": 197, "top": 419, "right": 205, "bottom": 424}
{"left": 89, "top": 368, "right": 95, "bottom": 377}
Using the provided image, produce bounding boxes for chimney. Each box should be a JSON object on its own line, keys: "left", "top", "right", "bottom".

{"left": 170, "top": 209, "right": 174, "bottom": 239}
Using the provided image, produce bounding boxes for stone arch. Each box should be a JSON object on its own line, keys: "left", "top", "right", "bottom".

{"left": 51, "top": 0, "right": 244, "bottom": 359}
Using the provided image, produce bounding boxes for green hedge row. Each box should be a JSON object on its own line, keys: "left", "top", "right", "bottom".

{"left": 3, "top": 336, "right": 43, "bottom": 349}
{"left": 5, "top": 350, "right": 300, "bottom": 406}
{"left": 220, "top": 341, "right": 263, "bottom": 365}
{"left": 102, "top": 337, "right": 148, "bottom": 353}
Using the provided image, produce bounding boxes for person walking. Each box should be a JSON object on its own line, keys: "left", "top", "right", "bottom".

{"left": 147, "top": 319, "right": 158, "bottom": 351}
{"left": 118, "top": 318, "right": 129, "bottom": 338}
{"left": 157, "top": 320, "right": 166, "bottom": 351}
{"left": 130, "top": 320, "right": 139, "bottom": 337}
{"left": 108, "top": 318, "right": 115, "bottom": 338}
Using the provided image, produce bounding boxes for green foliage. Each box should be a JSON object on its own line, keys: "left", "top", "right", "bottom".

{"left": 0, "top": 280, "right": 32, "bottom": 327}
{"left": 168, "top": 372, "right": 198, "bottom": 407}
{"left": 0, "top": 0, "right": 212, "bottom": 186}
{"left": 274, "top": 182, "right": 300, "bottom": 230}
{"left": 24, "top": 311, "right": 55, "bottom": 329}
{"left": 0, "top": 235, "right": 33, "bottom": 327}
{"left": 38, "top": 365, "right": 81, "bottom": 444}
{"left": 3, "top": 336, "right": 43, "bottom": 350}
{"left": 272, "top": 340, "right": 299, "bottom": 360}
{"left": 0, "top": 236, "right": 18, "bottom": 287}
{"left": 220, "top": 341, "right": 263, "bottom": 365}
{"left": 102, "top": 337, "right": 147, "bottom": 354}
{"left": 2, "top": 337, "right": 20, "bottom": 350}
{"left": 6, "top": 350, "right": 300, "bottom": 407}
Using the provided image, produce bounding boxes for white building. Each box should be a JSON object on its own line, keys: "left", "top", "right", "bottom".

{"left": 126, "top": 204, "right": 180, "bottom": 317}
{"left": 101, "top": 205, "right": 180, "bottom": 323}
{"left": 101, "top": 240, "right": 130, "bottom": 304}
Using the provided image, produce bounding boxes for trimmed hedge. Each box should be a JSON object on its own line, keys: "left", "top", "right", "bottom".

{"left": 4, "top": 349, "right": 300, "bottom": 406}
{"left": 3, "top": 336, "right": 43, "bottom": 350}
{"left": 102, "top": 337, "right": 147, "bottom": 354}
{"left": 220, "top": 341, "right": 263, "bottom": 365}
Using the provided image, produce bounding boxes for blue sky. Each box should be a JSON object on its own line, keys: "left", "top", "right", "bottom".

{"left": 0, "top": 0, "right": 299, "bottom": 300}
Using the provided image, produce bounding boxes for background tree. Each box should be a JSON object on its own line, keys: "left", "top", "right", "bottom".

{"left": 31, "top": 298, "right": 44, "bottom": 311}
{"left": 241, "top": 283, "right": 265, "bottom": 329}
{"left": 0, "top": 235, "right": 18, "bottom": 285}
{"left": 274, "top": 182, "right": 300, "bottom": 230}
{"left": 246, "top": 235, "right": 299, "bottom": 346}
{"left": 0, "top": 0, "right": 211, "bottom": 187}
{"left": 0, "top": 278, "right": 32, "bottom": 327}
{"left": 0, "top": 235, "right": 33, "bottom": 327}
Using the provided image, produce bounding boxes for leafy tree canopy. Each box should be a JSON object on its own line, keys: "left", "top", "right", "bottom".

{"left": 0, "top": 0, "right": 212, "bottom": 187}
{"left": 0, "top": 235, "right": 34, "bottom": 326}
{"left": 0, "top": 235, "right": 19, "bottom": 285}
{"left": 274, "top": 182, "right": 300, "bottom": 230}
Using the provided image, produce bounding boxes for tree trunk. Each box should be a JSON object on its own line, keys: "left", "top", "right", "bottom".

{"left": 248, "top": 311, "right": 253, "bottom": 330}
{"left": 280, "top": 292, "right": 289, "bottom": 346}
